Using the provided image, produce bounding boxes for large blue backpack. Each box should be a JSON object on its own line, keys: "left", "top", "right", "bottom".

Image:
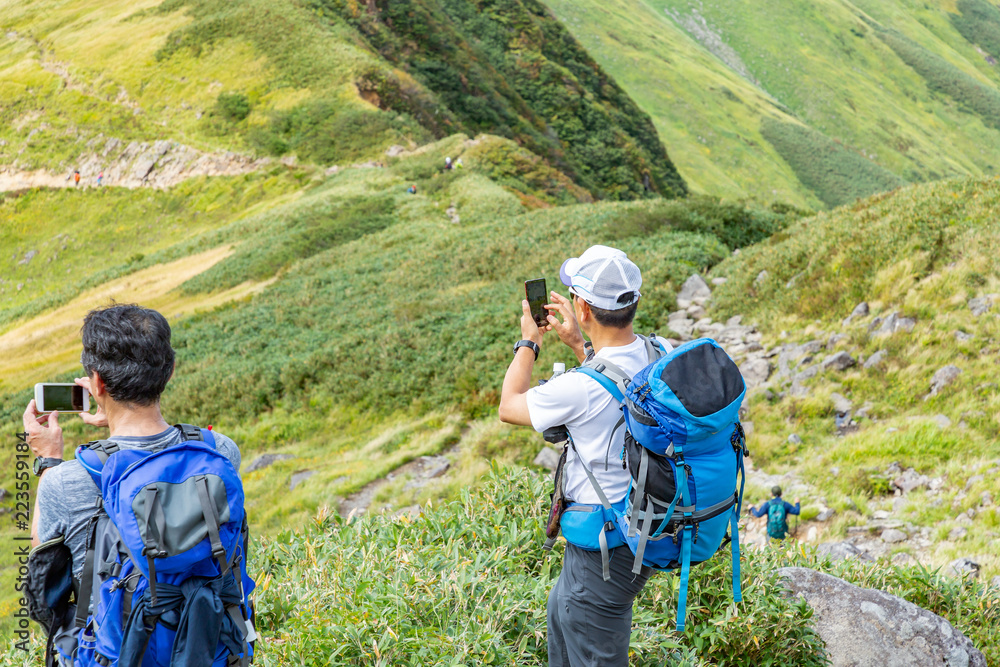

{"left": 67, "top": 424, "right": 255, "bottom": 667}
{"left": 583, "top": 338, "right": 748, "bottom": 632}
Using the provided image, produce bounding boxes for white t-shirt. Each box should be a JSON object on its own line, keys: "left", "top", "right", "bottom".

{"left": 526, "top": 335, "right": 672, "bottom": 505}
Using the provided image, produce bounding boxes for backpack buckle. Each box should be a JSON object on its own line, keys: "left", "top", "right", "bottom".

{"left": 603, "top": 521, "right": 616, "bottom": 533}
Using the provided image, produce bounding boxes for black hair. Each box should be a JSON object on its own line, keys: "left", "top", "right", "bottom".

{"left": 80, "top": 304, "right": 174, "bottom": 406}
{"left": 771, "top": 485, "right": 783, "bottom": 497}
{"left": 589, "top": 291, "right": 638, "bottom": 329}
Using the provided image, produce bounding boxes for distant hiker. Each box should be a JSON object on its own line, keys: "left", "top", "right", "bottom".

{"left": 499, "top": 245, "right": 670, "bottom": 666}
{"left": 23, "top": 304, "right": 255, "bottom": 667}
{"left": 407, "top": 184, "right": 417, "bottom": 195}
{"left": 73, "top": 170, "right": 80, "bottom": 187}
{"left": 444, "top": 156, "right": 453, "bottom": 170}
{"left": 455, "top": 157, "right": 464, "bottom": 169}
{"left": 97, "top": 171, "right": 103, "bottom": 187}
{"left": 748, "top": 485, "right": 800, "bottom": 541}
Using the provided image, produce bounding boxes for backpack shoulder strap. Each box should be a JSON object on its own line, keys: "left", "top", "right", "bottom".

{"left": 174, "top": 423, "right": 215, "bottom": 448}
{"left": 76, "top": 440, "right": 119, "bottom": 488}
{"left": 576, "top": 358, "right": 631, "bottom": 402}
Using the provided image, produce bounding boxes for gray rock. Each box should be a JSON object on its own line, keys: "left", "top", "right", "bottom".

{"left": 778, "top": 567, "right": 986, "bottom": 667}
{"left": 881, "top": 528, "right": 908, "bottom": 543}
{"left": 968, "top": 296, "right": 992, "bottom": 317}
{"left": 17, "top": 250, "right": 37, "bottom": 265}
{"left": 864, "top": 349, "right": 888, "bottom": 370}
{"left": 677, "top": 274, "right": 711, "bottom": 308}
{"left": 817, "top": 541, "right": 873, "bottom": 562}
{"left": 742, "top": 421, "right": 754, "bottom": 440}
{"left": 788, "top": 433, "right": 803, "bottom": 445}
{"left": 949, "top": 558, "right": 980, "bottom": 579}
{"left": 851, "top": 302, "right": 870, "bottom": 318}
{"left": 816, "top": 508, "right": 836, "bottom": 522}
{"left": 830, "top": 392, "right": 853, "bottom": 414}
{"left": 739, "top": 358, "right": 771, "bottom": 388}
{"left": 991, "top": 576, "right": 1000, "bottom": 589}
{"left": 754, "top": 270, "right": 768, "bottom": 286}
{"left": 926, "top": 365, "right": 962, "bottom": 399}
{"left": 826, "top": 333, "right": 846, "bottom": 349}
{"left": 533, "top": 446, "right": 562, "bottom": 471}
{"left": 822, "top": 351, "right": 857, "bottom": 372}
{"left": 886, "top": 461, "right": 903, "bottom": 475}
{"left": 964, "top": 474, "right": 984, "bottom": 491}
{"left": 948, "top": 526, "right": 968, "bottom": 541}
{"left": 244, "top": 453, "right": 295, "bottom": 474}
{"left": 892, "top": 552, "right": 916, "bottom": 565}
{"left": 893, "top": 468, "right": 931, "bottom": 494}
{"left": 711, "top": 277, "right": 728, "bottom": 286}
{"left": 876, "top": 311, "right": 916, "bottom": 336}
{"left": 934, "top": 414, "right": 952, "bottom": 429}
{"left": 289, "top": 469, "right": 316, "bottom": 490}
{"left": 954, "top": 331, "right": 974, "bottom": 343}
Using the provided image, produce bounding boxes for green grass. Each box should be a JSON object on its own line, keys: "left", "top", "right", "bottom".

{"left": 951, "top": 0, "right": 1000, "bottom": 61}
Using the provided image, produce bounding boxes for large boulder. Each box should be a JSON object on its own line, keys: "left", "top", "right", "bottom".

{"left": 926, "top": 365, "right": 962, "bottom": 400}
{"left": 676, "top": 274, "right": 711, "bottom": 309}
{"left": 779, "top": 567, "right": 986, "bottom": 667}
{"left": 739, "top": 358, "right": 772, "bottom": 388}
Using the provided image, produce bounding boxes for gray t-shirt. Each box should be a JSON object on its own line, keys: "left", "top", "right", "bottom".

{"left": 37, "top": 426, "right": 241, "bottom": 577}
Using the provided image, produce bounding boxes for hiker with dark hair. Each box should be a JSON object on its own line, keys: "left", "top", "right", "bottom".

{"left": 499, "top": 245, "right": 671, "bottom": 667}
{"left": 73, "top": 170, "right": 80, "bottom": 187}
{"left": 748, "top": 485, "right": 800, "bottom": 541}
{"left": 23, "top": 303, "right": 254, "bottom": 667}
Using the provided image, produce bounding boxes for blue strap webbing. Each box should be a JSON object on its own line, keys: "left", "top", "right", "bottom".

{"left": 576, "top": 366, "right": 625, "bottom": 402}
{"left": 651, "top": 462, "right": 686, "bottom": 539}
{"left": 732, "top": 449, "right": 746, "bottom": 602}
{"left": 200, "top": 428, "right": 217, "bottom": 448}
{"left": 677, "top": 526, "right": 692, "bottom": 632}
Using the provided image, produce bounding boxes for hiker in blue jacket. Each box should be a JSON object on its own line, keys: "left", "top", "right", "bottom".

{"left": 748, "top": 485, "right": 800, "bottom": 541}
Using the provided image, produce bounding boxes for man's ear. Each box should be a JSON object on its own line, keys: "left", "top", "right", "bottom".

{"left": 91, "top": 371, "right": 106, "bottom": 397}
{"left": 576, "top": 299, "right": 592, "bottom": 324}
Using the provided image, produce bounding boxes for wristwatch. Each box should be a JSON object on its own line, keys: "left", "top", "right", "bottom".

{"left": 513, "top": 339, "right": 540, "bottom": 360}
{"left": 33, "top": 457, "right": 63, "bottom": 477}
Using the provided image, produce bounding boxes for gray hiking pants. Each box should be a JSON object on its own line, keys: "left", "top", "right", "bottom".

{"left": 547, "top": 544, "right": 653, "bottom": 667}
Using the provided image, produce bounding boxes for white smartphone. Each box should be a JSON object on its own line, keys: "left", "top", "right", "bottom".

{"left": 34, "top": 383, "right": 90, "bottom": 413}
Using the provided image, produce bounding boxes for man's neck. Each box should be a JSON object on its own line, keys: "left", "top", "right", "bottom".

{"left": 105, "top": 402, "right": 171, "bottom": 438}
{"left": 589, "top": 325, "right": 636, "bottom": 356}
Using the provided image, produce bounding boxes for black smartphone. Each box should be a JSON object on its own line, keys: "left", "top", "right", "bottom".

{"left": 525, "top": 279, "right": 548, "bottom": 328}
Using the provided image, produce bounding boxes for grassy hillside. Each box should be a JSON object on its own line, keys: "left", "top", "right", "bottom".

{"left": 544, "top": 0, "right": 1000, "bottom": 207}
{"left": 0, "top": 0, "right": 684, "bottom": 200}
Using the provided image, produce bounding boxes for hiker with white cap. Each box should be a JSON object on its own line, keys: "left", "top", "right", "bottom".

{"left": 499, "top": 244, "right": 672, "bottom": 667}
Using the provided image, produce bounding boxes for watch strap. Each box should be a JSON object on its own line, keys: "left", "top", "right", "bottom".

{"left": 513, "top": 339, "right": 540, "bottom": 360}
{"left": 33, "top": 457, "right": 64, "bottom": 476}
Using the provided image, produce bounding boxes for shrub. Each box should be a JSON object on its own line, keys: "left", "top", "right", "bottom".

{"left": 760, "top": 117, "right": 906, "bottom": 209}
{"left": 215, "top": 92, "right": 252, "bottom": 122}
{"left": 951, "top": 0, "right": 1000, "bottom": 62}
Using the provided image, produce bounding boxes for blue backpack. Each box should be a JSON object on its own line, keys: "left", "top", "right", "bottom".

{"left": 767, "top": 501, "right": 788, "bottom": 539}
{"left": 66, "top": 424, "right": 255, "bottom": 667}
{"left": 585, "top": 338, "right": 748, "bottom": 632}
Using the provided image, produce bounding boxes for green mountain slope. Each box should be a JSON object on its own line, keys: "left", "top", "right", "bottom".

{"left": 0, "top": 0, "right": 684, "bottom": 200}
{"left": 544, "top": 0, "right": 1000, "bottom": 207}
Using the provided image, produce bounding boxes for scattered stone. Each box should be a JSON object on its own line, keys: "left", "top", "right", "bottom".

{"left": 385, "top": 144, "right": 406, "bottom": 157}
{"left": 0, "top": 488, "right": 8, "bottom": 502}
{"left": 892, "top": 552, "right": 915, "bottom": 565}
{"left": 676, "top": 274, "right": 711, "bottom": 309}
{"left": 533, "top": 447, "right": 561, "bottom": 471}
{"left": 244, "top": 453, "right": 295, "bottom": 474}
{"left": 842, "top": 301, "right": 870, "bottom": 326}
{"left": 17, "top": 250, "right": 37, "bottom": 265}
{"left": 830, "top": 392, "right": 853, "bottom": 414}
{"left": 933, "top": 414, "right": 951, "bottom": 429}
{"left": 873, "top": 510, "right": 891, "bottom": 520}
{"left": 980, "top": 491, "right": 993, "bottom": 507}
{"left": 817, "top": 541, "right": 873, "bottom": 562}
{"left": 968, "top": 296, "right": 992, "bottom": 317}
{"left": 739, "top": 358, "right": 771, "bottom": 388}
{"left": 826, "top": 333, "right": 845, "bottom": 349}
{"left": 788, "top": 433, "right": 803, "bottom": 445}
{"left": 816, "top": 508, "right": 836, "bottom": 522}
{"left": 948, "top": 558, "right": 980, "bottom": 579}
{"left": 710, "top": 277, "right": 728, "bottom": 286}
{"left": 863, "top": 349, "right": 888, "bottom": 370}
{"left": 964, "top": 474, "right": 984, "bottom": 491}
{"left": 778, "top": 567, "right": 987, "bottom": 667}
{"left": 948, "top": 526, "right": 968, "bottom": 541}
{"left": 726, "top": 315, "right": 743, "bottom": 326}
{"left": 954, "top": 331, "right": 974, "bottom": 342}
{"left": 893, "top": 468, "right": 931, "bottom": 494}
{"left": 753, "top": 270, "right": 768, "bottom": 286}
{"left": 881, "top": 528, "right": 907, "bottom": 543}
{"left": 991, "top": 576, "right": 1000, "bottom": 589}
{"left": 926, "top": 365, "right": 961, "bottom": 400}
{"left": 289, "top": 469, "right": 316, "bottom": 490}
{"left": 822, "top": 351, "right": 856, "bottom": 372}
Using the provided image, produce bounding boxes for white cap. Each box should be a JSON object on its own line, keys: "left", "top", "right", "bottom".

{"left": 559, "top": 245, "right": 642, "bottom": 311}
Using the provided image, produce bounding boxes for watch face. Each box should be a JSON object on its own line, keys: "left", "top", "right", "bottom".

{"left": 33, "top": 457, "right": 42, "bottom": 475}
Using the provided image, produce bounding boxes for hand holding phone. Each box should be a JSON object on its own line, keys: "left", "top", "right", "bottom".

{"left": 525, "top": 279, "right": 548, "bottom": 328}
